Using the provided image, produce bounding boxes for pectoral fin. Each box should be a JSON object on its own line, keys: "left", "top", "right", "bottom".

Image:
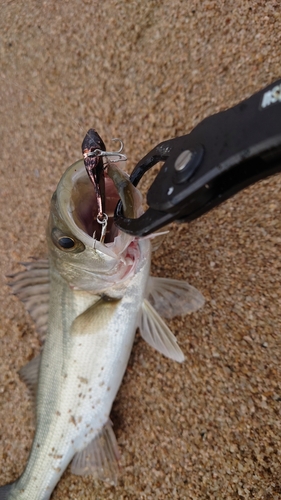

{"left": 71, "top": 420, "right": 120, "bottom": 485}
{"left": 147, "top": 276, "right": 205, "bottom": 319}
{"left": 139, "top": 299, "right": 184, "bottom": 362}
{"left": 70, "top": 298, "right": 120, "bottom": 336}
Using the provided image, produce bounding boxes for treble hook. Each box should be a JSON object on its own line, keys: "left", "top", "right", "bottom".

{"left": 84, "top": 138, "right": 127, "bottom": 163}
{"left": 96, "top": 212, "right": 108, "bottom": 244}
{"left": 111, "top": 138, "right": 124, "bottom": 153}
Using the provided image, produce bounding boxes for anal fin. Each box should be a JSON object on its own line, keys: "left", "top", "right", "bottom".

{"left": 71, "top": 420, "right": 120, "bottom": 485}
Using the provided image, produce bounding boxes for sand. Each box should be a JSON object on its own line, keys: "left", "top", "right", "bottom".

{"left": 1, "top": 1, "right": 281, "bottom": 498}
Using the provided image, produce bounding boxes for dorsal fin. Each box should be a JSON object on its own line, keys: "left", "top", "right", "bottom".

{"left": 18, "top": 354, "right": 42, "bottom": 398}
{"left": 7, "top": 259, "right": 50, "bottom": 341}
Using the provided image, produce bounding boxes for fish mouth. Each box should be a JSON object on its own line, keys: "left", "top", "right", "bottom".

{"left": 54, "top": 159, "right": 142, "bottom": 285}
{"left": 56, "top": 159, "right": 129, "bottom": 253}
{"left": 70, "top": 164, "right": 120, "bottom": 244}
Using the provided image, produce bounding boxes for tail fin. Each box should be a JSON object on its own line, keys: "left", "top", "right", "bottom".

{"left": 0, "top": 482, "right": 15, "bottom": 499}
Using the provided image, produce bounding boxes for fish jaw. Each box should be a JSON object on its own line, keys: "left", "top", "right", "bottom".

{"left": 8, "top": 238, "right": 151, "bottom": 500}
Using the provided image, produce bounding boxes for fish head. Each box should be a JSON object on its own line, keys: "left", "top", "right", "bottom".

{"left": 47, "top": 159, "right": 144, "bottom": 292}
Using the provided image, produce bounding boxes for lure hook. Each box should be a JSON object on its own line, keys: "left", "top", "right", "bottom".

{"left": 83, "top": 138, "right": 127, "bottom": 163}
{"left": 111, "top": 138, "right": 124, "bottom": 153}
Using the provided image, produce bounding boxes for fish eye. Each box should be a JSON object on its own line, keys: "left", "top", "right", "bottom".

{"left": 58, "top": 236, "right": 75, "bottom": 249}
{"left": 51, "top": 228, "right": 85, "bottom": 253}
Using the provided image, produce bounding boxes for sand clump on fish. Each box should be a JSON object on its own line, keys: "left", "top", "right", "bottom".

{"left": 0, "top": 130, "right": 204, "bottom": 500}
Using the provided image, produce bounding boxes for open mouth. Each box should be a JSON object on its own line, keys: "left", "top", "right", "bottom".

{"left": 71, "top": 169, "right": 120, "bottom": 244}
{"left": 54, "top": 158, "right": 141, "bottom": 281}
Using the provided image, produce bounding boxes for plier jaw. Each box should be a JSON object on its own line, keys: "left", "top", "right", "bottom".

{"left": 114, "top": 79, "right": 281, "bottom": 236}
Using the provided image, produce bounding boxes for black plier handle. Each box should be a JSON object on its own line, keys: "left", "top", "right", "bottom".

{"left": 114, "top": 79, "right": 281, "bottom": 236}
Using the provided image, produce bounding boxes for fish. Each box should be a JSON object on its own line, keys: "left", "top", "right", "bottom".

{"left": 0, "top": 132, "right": 204, "bottom": 500}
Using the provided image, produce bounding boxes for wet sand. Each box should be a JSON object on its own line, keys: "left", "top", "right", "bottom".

{"left": 1, "top": 1, "right": 281, "bottom": 498}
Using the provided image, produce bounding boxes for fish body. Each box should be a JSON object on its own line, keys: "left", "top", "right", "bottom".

{"left": 0, "top": 158, "right": 204, "bottom": 499}
{"left": 10, "top": 243, "right": 150, "bottom": 500}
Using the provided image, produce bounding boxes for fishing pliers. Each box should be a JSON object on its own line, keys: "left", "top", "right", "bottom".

{"left": 114, "top": 79, "right": 281, "bottom": 236}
